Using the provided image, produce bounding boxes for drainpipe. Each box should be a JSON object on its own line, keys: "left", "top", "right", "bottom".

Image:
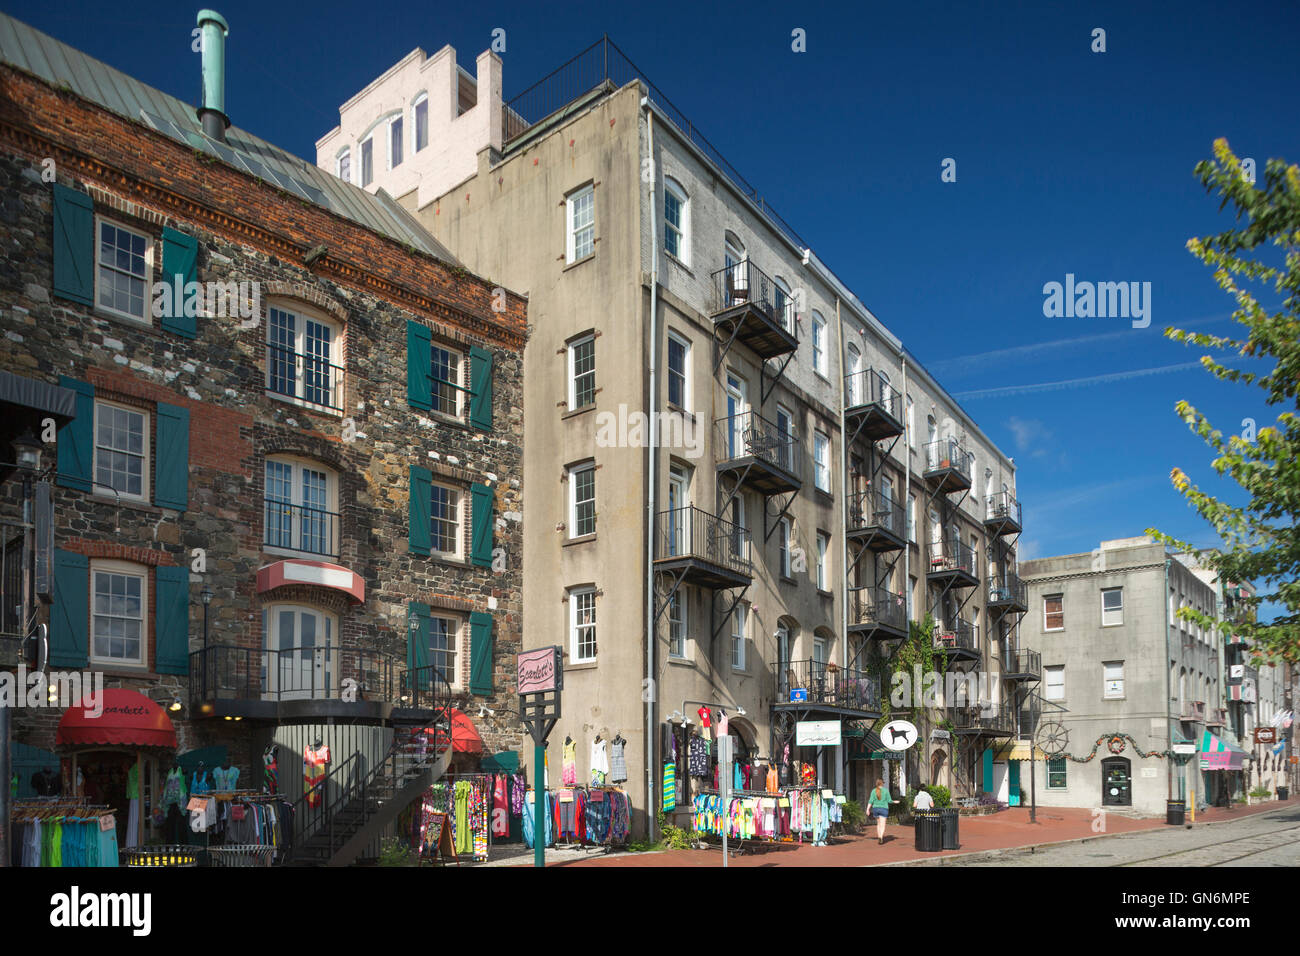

{"left": 642, "top": 96, "right": 659, "bottom": 842}
{"left": 196, "top": 10, "right": 230, "bottom": 142}
{"left": 1164, "top": 557, "right": 1174, "bottom": 805}
{"left": 834, "top": 297, "right": 848, "bottom": 795}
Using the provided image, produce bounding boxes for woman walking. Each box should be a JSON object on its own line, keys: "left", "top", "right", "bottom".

{"left": 868, "top": 778, "right": 891, "bottom": 844}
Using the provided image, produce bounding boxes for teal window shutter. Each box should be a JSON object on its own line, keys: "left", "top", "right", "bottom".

{"left": 55, "top": 376, "right": 94, "bottom": 492}
{"left": 408, "top": 601, "right": 430, "bottom": 690}
{"left": 52, "top": 184, "right": 94, "bottom": 305}
{"left": 154, "top": 402, "right": 190, "bottom": 511}
{"left": 50, "top": 550, "right": 89, "bottom": 669}
{"left": 469, "top": 611, "right": 494, "bottom": 696}
{"left": 982, "top": 747, "right": 994, "bottom": 792}
{"left": 409, "top": 465, "right": 432, "bottom": 555}
{"left": 154, "top": 565, "right": 190, "bottom": 675}
{"left": 160, "top": 227, "right": 199, "bottom": 339}
{"left": 471, "top": 483, "right": 494, "bottom": 568}
{"left": 468, "top": 345, "right": 493, "bottom": 431}
{"left": 406, "top": 321, "right": 432, "bottom": 410}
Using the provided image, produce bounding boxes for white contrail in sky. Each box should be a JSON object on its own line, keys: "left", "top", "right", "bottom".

{"left": 953, "top": 361, "right": 1206, "bottom": 400}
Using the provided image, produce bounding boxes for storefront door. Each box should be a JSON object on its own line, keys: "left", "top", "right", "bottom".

{"left": 1102, "top": 757, "right": 1132, "bottom": 806}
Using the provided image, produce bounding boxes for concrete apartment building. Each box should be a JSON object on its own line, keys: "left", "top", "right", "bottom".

{"left": 1019, "top": 538, "right": 1230, "bottom": 816}
{"left": 320, "top": 37, "right": 1028, "bottom": 831}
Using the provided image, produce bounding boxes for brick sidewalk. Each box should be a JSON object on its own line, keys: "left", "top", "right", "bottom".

{"left": 529, "top": 799, "right": 1289, "bottom": 867}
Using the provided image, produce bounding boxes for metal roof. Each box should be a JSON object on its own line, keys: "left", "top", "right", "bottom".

{"left": 0, "top": 11, "right": 458, "bottom": 265}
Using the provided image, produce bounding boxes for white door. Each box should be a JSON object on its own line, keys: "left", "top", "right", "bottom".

{"left": 846, "top": 345, "right": 862, "bottom": 406}
{"left": 726, "top": 374, "right": 747, "bottom": 458}
{"left": 668, "top": 467, "right": 690, "bottom": 555}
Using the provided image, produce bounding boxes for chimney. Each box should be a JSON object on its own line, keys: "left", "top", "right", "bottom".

{"left": 196, "top": 9, "right": 230, "bottom": 142}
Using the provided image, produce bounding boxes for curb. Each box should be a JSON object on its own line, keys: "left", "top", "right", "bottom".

{"left": 876, "top": 803, "right": 1293, "bottom": 867}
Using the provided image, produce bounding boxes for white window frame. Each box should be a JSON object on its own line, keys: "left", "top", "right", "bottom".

{"left": 812, "top": 634, "right": 829, "bottom": 679}
{"left": 906, "top": 395, "right": 915, "bottom": 449}
{"left": 1046, "top": 757, "right": 1067, "bottom": 790}
{"left": 429, "top": 481, "right": 464, "bottom": 560}
{"left": 774, "top": 276, "right": 794, "bottom": 333}
{"left": 778, "top": 517, "right": 792, "bottom": 578}
{"left": 1103, "top": 660, "right": 1125, "bottom": 699}
{"left": 389, "top": 114, "right": 404, "bottom": 169}
{"left": 93, "top": 399, "right": 150, "bottom": 504}
{"left": 265, "top": 303, "right": 344, "bottom": 413}
{"left": 430, "top": 341, "right": 466, "bottom": 420}
{"left": 663, "top": 178, "right": 689, "bottom": 265}
{"left": 263, "top": 455, "right": 339, "bottom": 559}
{"left": 811, "top": 312, "right": 827, "bottom": 377}
{"left": 666, "top": 330, "right": 691, "bottom": 411}
{"left": 907, "top": 493, "right": 917, "bottom": 542}
{"left": 1102, "top": 587, "right": 1124, "bottom": 627}
{"left": 813, "top": 430, "right": 830, "bottom": 493}
{"left": 566, "top": 184, "right": 595, "bottom": 263}
{"left": 261, "top": 603, "right": 339, "bottom": 699}
{"left": 730, "top": 602, "right": 748, "bottom": 672}
{"left": 90, "top": 559, "right": 148, "bottom": 669}
{"left": 816, "top": 532, "right": 829, "bottom": 591}
{"left": 570, "top": 587, "right": 597, "bottom": 663}
{"left": 360, "top": 136, "right": 374, "bottom": 187}
{"left": 668, "top": 590, "right": 688, "bottom": 661}
{"left": 1044, "top": 594, "right": 1065, "bottom": 631}
{"left": 336, "top": 148, "right": 351, "bottom": 184}
{"left": 1045, "top": 665, "right": 1065, "bottom": 701}
{"left": 426, "top": 613, "right": 461, "bottom": 688}
{"left": 907, "top": 575, "right": 916, "bottom": 621}
{"left": 413, "top": 93, "right": 429, "bottom": 152}
{"left": 94, "top": 216, "right": 153, "bottom": 325}
{"left": 568, "top": 334, "right": 596, "bottom": 410}
{"left": 568, "top": 461, "right": 596, "bottom": 538}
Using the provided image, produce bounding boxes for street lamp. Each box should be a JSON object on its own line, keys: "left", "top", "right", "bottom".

{"left": 10, "top": 430, "right": 42, "bottom": 473}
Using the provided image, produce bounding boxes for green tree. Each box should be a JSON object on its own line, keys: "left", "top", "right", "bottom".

{"left": 1146, "top": 139, "right": 1300, "bottom": 664}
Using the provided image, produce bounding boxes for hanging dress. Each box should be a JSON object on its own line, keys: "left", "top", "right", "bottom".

{"left": 590, "top": 738, "right": 609, "bottom": 786}
{"left": 609, "top": 740, "right": 628, "bottom": 783}
{"left": 561, "top": 740, "right": 577, "bottom": 786}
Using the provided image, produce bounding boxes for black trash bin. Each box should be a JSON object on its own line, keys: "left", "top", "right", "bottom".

{"left": 1166, "top": 799, "right": 1185, "bottom": 826}
{"left": 914, "top": 809, "right": 942, "bottom": 851}
{"left": 939, "top": 807, "right": 960, "bottom": 849}
{"left": 1278, "top": 787, "right": 1289, "bottom": 801}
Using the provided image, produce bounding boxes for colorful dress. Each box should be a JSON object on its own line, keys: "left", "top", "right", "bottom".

{"left": 561, "top": 740, "right": 577, "bottom": 786}
{"left": 304, "top": 745, "right": 331, "bottom": 808}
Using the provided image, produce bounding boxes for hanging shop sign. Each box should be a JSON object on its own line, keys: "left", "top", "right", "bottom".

{"left": 517, "top": 646, "right": 564, "bottom": 694}
{"left": 795, "top": 720, "right": 842, "bottom": 747}
{"left": 789, "top": 688, "right": 808, "bottom": 702}
{"left": 1254, "top": 727, "right": 1277, "bottom": 745}
{"left": 1171, "top": 743, "right": 1197, "bottom": 755}
{"left": 930, "top": 729, "right": 951, "bottom": 740}
{"left": 880, "top": 719, "right": 918, "bottom": 751}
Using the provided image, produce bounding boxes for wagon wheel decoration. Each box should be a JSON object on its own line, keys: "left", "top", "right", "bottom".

{"left": 1036, "top": 721, "right": 1069, "bottom": 757}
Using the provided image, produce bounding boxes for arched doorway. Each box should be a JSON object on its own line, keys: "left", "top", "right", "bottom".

{"left": 1101, "top": 757, "right": 1132, "bottom": 806}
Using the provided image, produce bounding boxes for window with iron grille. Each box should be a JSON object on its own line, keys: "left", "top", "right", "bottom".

{"left": 1047, "top": 757, "right": 1067, "bottom": 789}
{"left": 264, "top": 457, "right": 337, "bottom": 557}
{"left": 267, "top": 306, "right": 342, "bottom": 410}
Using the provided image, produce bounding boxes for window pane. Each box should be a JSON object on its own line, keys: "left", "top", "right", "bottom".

{"left": 572, "top": 339, "right": 595, "bottom": 408}
{"left": 391, "top": 117, "right": 403, "bottom": 167}
{"left": 303, "top": 319, "right": 334, "bottom": 407}
{"left": 431, "top": 346, "right": 460, "bottom": 415}
{"left": 361, "top": 139, "right": 373, "bottom": 186}
{"left": 573, "top": 468, "right": 595, "bottom": 536}
{"left": 268, "top": 308, "right": 296, "bottom": 396}
{"left": 415, "top": 100, "right": 429, "bottom": 151}
{"left": 570, "top": 189, "right": 594, "bottom": 259}
{"left": 667, "top": 337, "right": 686, "bottom": 407}
{"left": 430, "top": 485, "right": 460, "bottom": 554}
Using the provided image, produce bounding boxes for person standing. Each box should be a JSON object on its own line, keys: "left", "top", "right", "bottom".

{"left": 913, "top": 785, "right": 934, "bottom": 811}
{"left": 868, "top": 778, "right": 892, "bottom": 844}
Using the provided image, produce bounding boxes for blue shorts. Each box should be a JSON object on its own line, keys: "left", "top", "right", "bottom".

{"left": 871, "top": 806, "right": 889, "bottom": 818}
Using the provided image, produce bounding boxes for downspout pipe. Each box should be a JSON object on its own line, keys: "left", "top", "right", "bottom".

{"left": 834, "top": 297, "right": 848, "bottom": 795}
{"left": 1164, "top": 557, "right": 1174, "bottom": 804}
{"left": 196, "top": 10, "right": 230, "bottom": 142}
{"left": 643, "top": 96, "right": 659, "bottom": 842}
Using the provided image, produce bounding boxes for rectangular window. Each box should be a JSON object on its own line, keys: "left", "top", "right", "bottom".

{"left": 1047, "top": 757, "right": 1067, "bottom": 789}
{"left": 731, "top": 603, "right": 747, "bottom": 671}
{"left": 566, "top": 185, "right": 595, "bottom": 263}
{"left": 814, "top": 431, "right": 830, "bottom": 492}
{"left": 337, "top": 151, "right": 351, "bottom": 183}
{"left": 667, "top": 332, "right": 689, "bottom": 409}
{"left": 812, "top": 315, "right": 826, "bottom": 375}
{"left": 428, "top": 615, "right": 458, "bottom": 686}
{"left": 571, "top": 588, "right": 597, "bottom": 663}
{"left": 907, "top": 575, "right": 916, "bottom": 621}
{"left": 1045, "top": 665, "right": 1064, "bottom": 701}
{"left": 94, "top": 401, "right": 148, "bottom": 502}
{"left": 816, "top": 532, "right": 829, "bottom": 591}
{"left": 812, "top": 636, "right": 828, "bottom": 680}
{"left": 668, "top": 591, "right": 687, "bottom": 660}
{"left": 664, "top": 189, "right": 684, "bottom": 259}
{"left": 267, "top": 306, "right": 341, "bottom": 410}
{"left": 569, "top": 463, "right": 596, "bottom": 537}
{"left": 430, "top": 484, "right": 462, "bottom": 558}
{"left": 95, "top": 219, "right": 150, "bottom": 322}
{"left": 1103, "top": 660, "right": 1124, "bottom": 699}
{"left": 1102, "top": 587, "right": 1124, "bottom": 626}
{"left": 91, "top": 565, "right": 145, "bottom": 666}
{"left": 907, "top": 493, "right": 917, "bottom": 542}
{"left": 390, "top": 116, "right": 403, "bottom": 168}
{"left": 906, "top": 395, "right": 915, "bottom": 448}
{"left": 430, "top": 344, "right": 463, "bottom": 418}
{"left": 778, "top": 518, "right": 792, "bottom": 578}
{"left": 1044, "top": 594, "right": 1064, "bottom": 631}
{"left": 569, "top": 335, "right": 595, "bottom": 409}
{"left": 361, "top": 138, "right": 373, "bottom": 187}
{"left": 414, "top": 99, "right": 429, "bottom": 151}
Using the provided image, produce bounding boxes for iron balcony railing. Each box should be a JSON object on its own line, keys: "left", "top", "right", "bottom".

{"left": 710, "top": 259, "right": 786, "bottom": 330}
{"left": 266, "top": 343, "right": 345, "bottom": 411}
{"left": 1002, "top": 647, "right": 1042, "bottom": 680}
{"left": 654, "top": 505, "right": 752, "bottom": 576}
{"left": 1207, "top": 707, "right": 1228, "bottom": 727}
{"left": 1181, "top": 699, "right": 1207, "bottom": 722}
{"left": 928, "top": 536, "right": 977, "bottom": 577}
{"left": 988, "top": 574, "right": 1028, "bottom": 608}
{"left": 933, "top": 617, "right": 978, "bottom": 656}
{"left": 189, "top": 644, "right": 445, "bottom": 711}
{"left": 776, "top": 658, "right": 881, "bottom": 713}
{"left": 847, "top": 586, "right": 907, "bottom": 634}
{"left": 263, "top": 501, "right": 341, "bottom": 558}
{"left": 714, "top": 410, "right": 800, "bottom": 478}
{"left": 923, "top": 438, "right": 974, "bottom": 479}
{"left": 844, "top": 367, "right": 900, "bottom": 418}
{"left": 847, "top": 489, "right": 905, "bottom": 538}
{"left": 985, "top": 491, "right": 1022, "bottom": 526}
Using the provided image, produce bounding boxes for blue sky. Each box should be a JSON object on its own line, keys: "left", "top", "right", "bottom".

{"left": 6, "top": 0, "right": 1296, "bottom": 613}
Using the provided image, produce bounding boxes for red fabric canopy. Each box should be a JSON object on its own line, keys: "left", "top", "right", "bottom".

{"left": 57, "top": 688, "right": 177, "bottom": 750}
{"left": 424, "top": 709, "right": 484, "bottom": 754}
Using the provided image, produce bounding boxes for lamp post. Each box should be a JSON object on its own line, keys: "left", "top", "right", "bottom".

{"left": 200, "top": 585, "right": 213, "bottom": 701}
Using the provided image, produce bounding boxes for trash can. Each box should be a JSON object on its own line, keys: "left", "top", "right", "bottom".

{"left": 939, "top": 808, "right": 960, "bottom": 849}
{"left": 1166, "top": 799, "right": 1185, "bottom": 826}
{"left": 913, "top": 809, "right": 942, "bottom": 852}
{"left": 1278, "top": 787, "right": 1289, "bottom": 801}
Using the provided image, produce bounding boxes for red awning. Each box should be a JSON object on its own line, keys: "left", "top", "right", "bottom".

{"left": 57, "top": 689, "right": 178, "bottom": 750}
{"left": 424, "top": 709, "right": 484, "bottom": 754}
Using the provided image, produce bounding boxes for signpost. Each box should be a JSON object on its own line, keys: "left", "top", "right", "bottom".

{"left": 717, "top": 735, "right": 733, "bottom": 868}
{"left": 518, "top": 647, "right": 563, "bottom": 868}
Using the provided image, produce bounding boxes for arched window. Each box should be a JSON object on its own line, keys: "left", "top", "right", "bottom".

{"left": 664, "top": 178, "right": 689, "bottom": 265}
{"left": 262, "top": 604, "right": 338, "bottom": 700}
{"left": 265, "top": 300, "right": 344, "bottom": 412}
{"left": 845, "top": 343, "right": 862, "bottom": 405}
{"left": 336, "top": 147, "right": 351, "bottom": 184}
{"left": 264, "top": 454, "right": 340, "bottom": 559}
{"left": 724, "top": 233, "right": 747, "bottom": 304}
{"left": 774, "top": 276, "right": 794, "bottom": 333}
{"left": 412, "top": 92, "right": 429, "bottom": 152}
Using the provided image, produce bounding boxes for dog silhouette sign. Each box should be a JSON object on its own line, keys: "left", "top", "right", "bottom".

{"left": 881, "top": 719, "right": 918, "bottom": 751}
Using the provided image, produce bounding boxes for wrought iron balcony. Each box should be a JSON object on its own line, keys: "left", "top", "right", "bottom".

{"left": 983, "top": 491, "right": 1022, "bottom": 536}
{"left": 846, "top": 489, "right": 906, "bottom": 552}
{"left": 266, "top": 343, "right": 345, "bottom": 411}
{"left": 775, "top": 658, "right": 881, "bottom": 716}
{"left": 988, "top": 574, "right": 1028, "bottom": 614}
{"left": 709, "top": 260, "right": 798, "bottom": 359}
{"left": 922, "top": 438, "right": 973, "bottom": 493}
{"left": 1002, "top": 647, "right": 1041, "bottom": 682}
{"left": 846, "top": 586, "right": 908, "bottom": 640}
{"left": 933, "top": 617, "right": 979, "bottom": 664}
{"left": 844, "top": 368, "right": 903, "bottom": 442}
{"left": 926, "top": 536, "right": 979, "bottom": 589}
{"left": 1181, "top": 699, "right": 1207, "bottom": 722}
{"left": 263, "top": 500, "right": 341, "bottom": 559}
{"left": 953, "top": 702, "right": 1017, "bottom": 737}
{"left": 654, "top": 505, "right": 752, "bottom": 588}
{"left": 1207, "top": 707, "right": 1228, "bottom": 728}
{"left": 714, "top": 410, "right": 801, "bottom": 495}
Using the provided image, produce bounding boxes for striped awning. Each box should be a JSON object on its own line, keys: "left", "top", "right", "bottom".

{"left": 1199, "top": 730, "right": 1248, "bottom": 771}
{"left": 995, "top": 741, "right": 1046, "bottom": 761}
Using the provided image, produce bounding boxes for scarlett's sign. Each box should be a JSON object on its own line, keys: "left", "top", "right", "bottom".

{"left": 517, "top": 647, "right": 563, "bottom": 695}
